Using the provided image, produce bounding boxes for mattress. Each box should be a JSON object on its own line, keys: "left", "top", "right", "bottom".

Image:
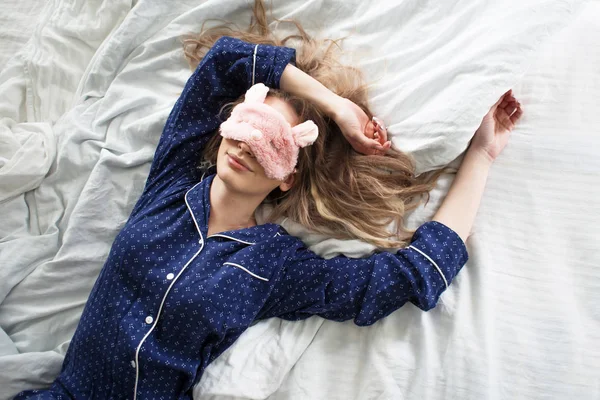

{"left": 0, "top": 0, "right": 598, "bottom": 399}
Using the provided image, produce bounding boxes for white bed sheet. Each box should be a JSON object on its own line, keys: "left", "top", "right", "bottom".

{"left": 0, "top": 0, "right": 598, "bottom": 399}
{"left": 253, "top": 6, "right": 600, "bottom": 398}
{"left": 0, "top": 0, "right": 46, "bottom": 71}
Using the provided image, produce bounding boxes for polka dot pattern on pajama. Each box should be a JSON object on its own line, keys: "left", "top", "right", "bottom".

{"left": 14, "top": 36, "right": 469, "bottom": 400}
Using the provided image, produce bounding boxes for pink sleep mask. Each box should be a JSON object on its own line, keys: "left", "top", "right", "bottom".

{"left": 219, "top": 83, "right": 319, "bottom": 181}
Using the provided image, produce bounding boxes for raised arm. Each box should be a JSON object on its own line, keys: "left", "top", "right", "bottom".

{"left": 130, "top": 36, "right": 296, "bottom": 216}
{"left": 432, "top": 89, "right": 522, "bottom": 241}
{"left": 280, "top": 64, "right": 392, "bottom": 156}
{"left": 259, "top": 220, "right": 468, "bottom": 326}
{"left": 147, "top": 36, "right": 296, "bottom": 183}
{"left": 258, "top": 90, "right": 523, "bottom": 326}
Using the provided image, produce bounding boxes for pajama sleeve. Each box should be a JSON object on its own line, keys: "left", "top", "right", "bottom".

{"left": 259, "top": 221, "right": 469, "bottom": 326}
{"left": 132, "top": 36, "right": 296, "bottom": 213}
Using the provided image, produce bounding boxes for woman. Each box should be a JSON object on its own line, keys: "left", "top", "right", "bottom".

{"left": 15, "top": 2, "right": 522, "bottom": 399}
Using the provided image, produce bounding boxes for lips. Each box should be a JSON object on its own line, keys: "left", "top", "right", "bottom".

{"left": 227, "top": 153, "right": 252, "bottom": 171}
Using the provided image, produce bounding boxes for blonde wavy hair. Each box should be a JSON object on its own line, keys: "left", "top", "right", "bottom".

{"left": 181, "top": 0, "right": 445, "bottom": 249}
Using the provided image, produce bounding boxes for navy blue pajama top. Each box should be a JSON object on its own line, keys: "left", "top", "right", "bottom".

{"left": 15, "top": 36, "right": 469, "bottom": 400}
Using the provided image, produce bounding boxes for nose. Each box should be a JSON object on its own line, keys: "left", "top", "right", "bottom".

{"left": 238, "top": 141, "right": 255, "bottom": 158}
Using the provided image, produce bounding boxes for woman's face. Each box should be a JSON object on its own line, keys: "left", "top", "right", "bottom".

{"left": 216, "top": 96, "right": 300, "bottom": 197}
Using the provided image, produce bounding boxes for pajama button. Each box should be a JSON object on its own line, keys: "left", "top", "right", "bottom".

{"left": 166, "top": 273, "right": 174, "bottom": 280}
{"left": 130, "top": 360, "right": 136, "bottom": 368}
{"left": 145, "top": 316, "right": 154, "bottom": 324}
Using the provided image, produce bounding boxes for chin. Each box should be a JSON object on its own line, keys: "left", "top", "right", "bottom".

{"left": 216, "top": 160, "right": 251, "bottom": 192}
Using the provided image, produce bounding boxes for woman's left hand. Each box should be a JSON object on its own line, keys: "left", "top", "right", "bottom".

{"left": 469, "top": 89, "right": 523, "bottom": 162}
{"left": 332, "top": 97, "right": 392, "bottom": 156}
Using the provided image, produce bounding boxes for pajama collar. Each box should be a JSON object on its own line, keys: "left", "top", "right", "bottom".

{"left": 184, "top": 173, "right": 283, "bottom": 245}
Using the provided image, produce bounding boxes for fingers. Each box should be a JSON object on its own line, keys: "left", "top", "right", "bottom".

{"left": 372, "top": 117, "right": 388, "bottom": 143}
{"left": 505, "top": 103, "right": 518, "bottom": 117}
{"left": 372, "top": 117, "right": 389, "bottom": 153}
{"left": 496, "top": 89, "right": 526, "bottom": 116}
{"left": 371, "top": 139, "right": 391, "bottom": 152}
{"left": 497, "top": 89, "right": 524, "bottom": 126}
{"left": 494, "top": 89, "right": 512, "bottom": 108}
{"left": 499, "top": 90, "right": 523, "bottom": 112}
{"left": 360, "top": 116, "right": 391, "bottom": 155}
{"left": 510, "top": 107, "right": 523, "bottom": 124}
{"left": 360, "top": 135, "right": 391, "bottom": 155}
{"left": 497, "top": 100, "right": 524, "bottom": 132}
{"left": 498, "top": 91, "right": 515, "bottom": 108}
{"left": 358, "top": 131, "right": 385, "bottom": 152}
{"left": 502, "top": 97, "right": 523, "bottom": 120}
{"left": 372, "top": 117, "right": 391, "bottom": 154}
{"left": 498, "top": 110, "right": 515, "bottom": 131}
{"left": 371, "top": 139, "right": 392, "bottom": 155}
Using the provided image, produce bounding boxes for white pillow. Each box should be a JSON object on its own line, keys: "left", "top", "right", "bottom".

{"left": 271, "top": 0, "right": 579, "bottom": 172}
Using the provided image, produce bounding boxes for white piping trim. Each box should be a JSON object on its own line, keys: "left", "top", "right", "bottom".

{"left": 133, "top": 183, "right": 206, "bottom": 400}
{"left": 132, "top": 245, "right": 203, "bottom": 400}
{"left": 252, "top": 44, "right": 258, "bottom": 85}
{"left": 184, "top": 180, "right": 257, "bottom": 245}
{"left": 184, "top": 181, "right": 205, "bottom": 242}
{"left": 224, "top": 262, "right": 269, "bottom": 282}
{"left": 207, "top": 234, "right": 255, "bottom": 245}
{"left": 408, "top": 245, "right": 448, "bottom": 289}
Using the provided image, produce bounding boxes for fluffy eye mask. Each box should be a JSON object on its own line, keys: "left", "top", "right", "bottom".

{"left": 219, "top": 83, "right": 319, "bottom": 181}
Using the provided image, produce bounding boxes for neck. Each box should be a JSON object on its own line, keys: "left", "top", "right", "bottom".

{"left": 208, "top": 175, "right": 261, "bottom": 235}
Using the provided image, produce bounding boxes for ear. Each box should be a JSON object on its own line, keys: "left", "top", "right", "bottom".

{"left": 291, "top": 120, "right": 318, "bottom": 147}
{"left": 279, "top": 169, "right": 296, "bottom": 192}
{"left": 244, "top": 83, "right": 269, "bottom": 104}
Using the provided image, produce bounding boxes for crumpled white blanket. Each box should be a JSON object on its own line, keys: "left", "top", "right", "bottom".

{"left": 0, "top": 119, "right": 55, "bottom": 202}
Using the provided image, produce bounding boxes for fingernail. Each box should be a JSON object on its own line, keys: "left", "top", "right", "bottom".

{"left": 373, "top": 116, "right": 386, "bottom": 129}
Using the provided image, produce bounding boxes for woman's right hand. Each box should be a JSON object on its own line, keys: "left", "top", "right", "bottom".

{"left": 469, "top": 89, "right": 523, "bottom": 162}
{"left": 332, "top": 97, "right": 391, "bottom": 156}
